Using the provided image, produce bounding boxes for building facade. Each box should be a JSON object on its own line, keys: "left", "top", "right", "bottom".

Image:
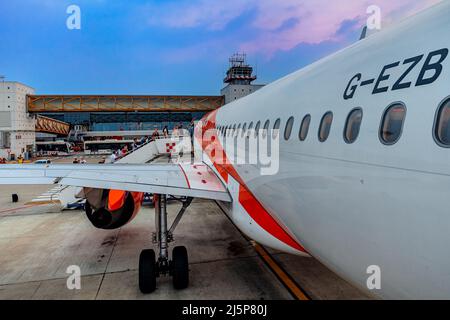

{"left": 42, "top": 111, "right": 206, "bottom": 132}
{"left": 221, "top": 84, "right": 266, "bottom": 104}
{"left": 0, "top": 81, "right": 36, "bottom": 160}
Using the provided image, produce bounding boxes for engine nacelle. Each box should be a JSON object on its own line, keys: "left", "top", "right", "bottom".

{"left": 82, "top": 188, "right": 143, "bottom": 230}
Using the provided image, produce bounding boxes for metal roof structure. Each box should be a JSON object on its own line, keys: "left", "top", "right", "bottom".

{"left": 27, "top": 95, "right": 225, "bottom": 113}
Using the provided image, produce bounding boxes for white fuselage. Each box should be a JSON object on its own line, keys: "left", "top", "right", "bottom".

{"left": 206, "top": 2, "right": 450, "bottom": 299}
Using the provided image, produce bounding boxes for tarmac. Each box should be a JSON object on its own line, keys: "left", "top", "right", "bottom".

{"left": 0, "top": 156, "right": 372, "bottom": 300}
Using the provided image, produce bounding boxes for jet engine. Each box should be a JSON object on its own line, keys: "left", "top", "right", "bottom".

{"left": 81, "top": 188, "right": 144, "bottom": 230}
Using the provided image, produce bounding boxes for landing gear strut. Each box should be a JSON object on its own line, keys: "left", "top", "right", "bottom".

{"left": 139, "top": 194, "right": 193, "bottom": 293}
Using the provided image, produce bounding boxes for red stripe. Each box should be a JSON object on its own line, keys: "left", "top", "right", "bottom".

{"left": 196, "top": 111, "right": 306, "bottom": 253}
{"left": 239, "top": 186, "right": 305, "bottom": 252}
{"left": 178, "top": 164, "right": 191, "bottom": 188}
{"left": 214, "top": 162, "right": 228, "bottom": 183}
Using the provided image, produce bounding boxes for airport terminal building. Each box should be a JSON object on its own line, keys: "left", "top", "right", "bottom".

{"left": 0, "top": 54, "right": 264, "bottom": 159}
{"left": 0, "top": 81, "right": 36, "bottom": 159}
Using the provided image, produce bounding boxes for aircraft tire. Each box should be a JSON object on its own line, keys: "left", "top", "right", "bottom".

{"left": 139, "top": 249, "right": 157, "bottom": 293}
{"left": 172, "top": 246, "right": 189, "bottom": 290}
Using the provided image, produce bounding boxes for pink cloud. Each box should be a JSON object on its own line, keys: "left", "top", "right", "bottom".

{"left": 145, "top": 0, "right": 442, "bottom": 58}
{"left": 241, "top": 0, "right": 442, "bottom": 56}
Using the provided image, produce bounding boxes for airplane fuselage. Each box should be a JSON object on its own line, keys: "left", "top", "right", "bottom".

{"left": 197, "top": 2, "right": 450, "bottom": 299}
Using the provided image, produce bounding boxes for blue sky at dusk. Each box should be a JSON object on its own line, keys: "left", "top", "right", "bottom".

{"left": 0, "top": 0, "right": 440, "bottom": 95}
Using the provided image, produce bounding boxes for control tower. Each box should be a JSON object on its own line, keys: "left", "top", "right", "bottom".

{"left": 221, "top": 53, "right": 265, "bottom": 104}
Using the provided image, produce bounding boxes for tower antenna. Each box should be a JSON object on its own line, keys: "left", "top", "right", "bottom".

{"left": 223, "top": 53, "right": 257, "bottom": 85}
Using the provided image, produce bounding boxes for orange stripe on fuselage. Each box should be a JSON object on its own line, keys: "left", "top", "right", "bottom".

{"left": 214, "top": 162, "right": 229, "bottom": 183}
{"left": 196, "top": 111, "right": 306, "bottom": 253}
{"left": 239, "top": 187, "right": 305, "bottom": 252}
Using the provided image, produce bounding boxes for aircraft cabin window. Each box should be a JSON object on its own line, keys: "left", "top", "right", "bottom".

{"left": 380, "top": 103, "right": 406, "bottom": 145}
{"left": 263, "top": 120, "right": 270, "bottom": 138}
{"left": 299, "top": 114, "right": 311, "bottom": 141}
{"left": 236, "top": 124, "right": 241, "bottom": 137}
{"left": 232, "top": 124, "right": 236, "bottom": 136}
{"left": 273, "top": 118, "right": 281, "bottom": 139}
{"left": 284, "top": 117, "right": 295, "bottom": 140}
{"left": 344, "top": 108, "right": 363, "bottom": 144}
{"left": 319, "top": 112, "right": 333, "bottom": 142}
{"left": 255, "top": 121, "right": 261, "bottom": 138}
{"left": 434, "top": 98, "right": 450, "bottom": 147}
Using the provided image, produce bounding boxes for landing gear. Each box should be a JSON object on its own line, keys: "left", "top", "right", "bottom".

{"left": 138, "top": 194, "right": 193, "bottom": 293}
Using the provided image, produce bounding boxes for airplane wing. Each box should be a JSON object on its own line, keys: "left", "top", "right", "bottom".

{"left": 0, "top": 163, "right": 231, "bottom": 202}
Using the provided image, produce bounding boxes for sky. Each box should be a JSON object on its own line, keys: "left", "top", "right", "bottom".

{"left": 0, "top": 0, "right": 442, "bottom": 95}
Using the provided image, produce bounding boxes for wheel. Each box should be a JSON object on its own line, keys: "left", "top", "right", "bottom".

{"left": 139, "top": 249, "right": 157, "bottom": 293}
{"left": 12, "top": 194, "right": 18, "bottom": 203}
{"left": 172, "top": 246, "right": 189, "bottom": 289}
